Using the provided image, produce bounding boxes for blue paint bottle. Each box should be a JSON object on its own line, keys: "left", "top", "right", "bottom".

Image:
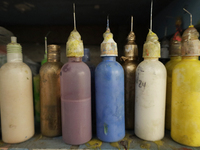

{"left": 95, "top": 20, "right": 125, "bottom": 142}
{"left": 83, "top": 48, "right": 96, "bottom": 134}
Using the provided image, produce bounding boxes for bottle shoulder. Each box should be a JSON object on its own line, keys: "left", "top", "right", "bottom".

{"left": 0, "top": 62, "right": 32, "bottom": 76}
{"left": 137, "top": 60, "right": 166, "bottom": 74}
{"left": 61, "top": 61, "right": 90, "bottom": 73}
{"left": 1, "top": 62, "right": 31, "bottom": 71}
{"left": 138, "top": 60, "right": 166, "bottom": 69}
{"left": 122, "top": 60, "right": 138, "bottom": 71}
{"left": 40, "top": 62, "right": 63, "bottom": 75}
{"left": 96, "top": 60, "right": 123, "bottom": 70}
{"left": 165, "top": 60, "right": 181, "bottom": 71}
{"left": 173, "top": 59, "right": 200, "bottom": 71}
{"left": 40, "top": 62, "right": 63, "bottom": 70}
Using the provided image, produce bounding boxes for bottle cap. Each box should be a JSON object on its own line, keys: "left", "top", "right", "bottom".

{"left": 66, "top": 30, "right": 84, "bottom": 57}
{"left": 7, "top": 36, "right": 22, "bottom": 53}
{"left": 181, "top": 26, "right": 200, "bottom": 56}
{"left": 100, "top": 28, "right": 118, "bottom": 56}
{"left": 169, "top": 31, "right": 182, "bottom": 56}
{"left": 124, "top": 31, "right": 138, "bottom": 58}
{"left": 143, "top": 29, "right": 160, "bottom": 58}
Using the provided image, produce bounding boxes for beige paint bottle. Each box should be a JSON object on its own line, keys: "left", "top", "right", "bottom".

{"left": 0, "top": 36, "right": 34, "bottom": 143}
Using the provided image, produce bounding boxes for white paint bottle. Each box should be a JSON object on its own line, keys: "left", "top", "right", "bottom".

{"left": 135, "top": 30, "right": 166, "bottom": 141}
{"left": 0, "top": 36, "right": 34, "bottom": 143}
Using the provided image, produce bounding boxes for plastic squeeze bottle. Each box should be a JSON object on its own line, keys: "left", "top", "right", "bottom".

{"left": 135, "top": 29, "right": 166, "bottom": 141}
{"left": 0, "top": 36, "right": 34, "bottom": 143}
{"left": 171, "top": 25, "right": 200, "bottom": 147}
{"left": 60, "top": 4, "right": 92, "bottom": 145}
{"left": 95, "top": 18, "right": 125, "bottom": 142}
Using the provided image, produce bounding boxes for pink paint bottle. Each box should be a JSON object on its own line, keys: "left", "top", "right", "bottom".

{"left": 60, "top": 4, "right": 92, "bottom": 145}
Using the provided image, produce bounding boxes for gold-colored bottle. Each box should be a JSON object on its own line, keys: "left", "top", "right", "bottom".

{"left": 40, "top": 45, "right": 63, "bottom": 137}
{"left": 121, "top": 22, "right": 138, "bottom": 130}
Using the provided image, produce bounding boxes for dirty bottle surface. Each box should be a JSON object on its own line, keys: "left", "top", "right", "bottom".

{"left": 165, "top": 30, "right": 182, "bottom": 130}
{"left": 121, "top": 28, "right": 138, "bottom": 130}
{"left": 61, "top": 57, "right": 91, "bottom": 145}
{"left": 40, "top": 45, "right": 63, "bottom": 137}
{"left": 61, "top": 29, "right": 92, "bottom": 145}
{"left": 135, "top": 30, "right": 166, "bottom": 141}
{"left": 96, "top": 25, "right": 125, "bottom": 142}
{"left": 171, "top": 26, "right": 200, "bottom": 147}
{"left": 0, "top": 36, "right": 34, "bottom": 143}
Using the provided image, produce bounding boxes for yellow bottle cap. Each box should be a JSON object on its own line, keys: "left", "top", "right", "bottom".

{"left": 66, "top": 30, "right": 84, "bottom": 57}
{"left": 143, "top": 29, "right": 160, "bottom": 58}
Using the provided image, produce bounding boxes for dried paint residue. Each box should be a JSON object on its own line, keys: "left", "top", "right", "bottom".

{"left": 110, "top": 134, "right": 133, "bottom": 150}
{"left": 153, "top": 140, "right": 164, "bottom": 150}
{"left": 140, "top": 143, "right": 151, "bottom": 149}
{"left": 34, "top": 134, "right": 42, "bottom": 141}
{"left": 70, "top": 145, "right": 79, "bottom": 149}
{"left": 179, "top": 148, "right": 192, "bottom": 150}
{"left": 104, "top": 123, "right": 108, "bottom": 135}
{"left": 110, "top": 141, "right": 121, "bottom": 150}
{"left": 143, "top": 29, "right": 160, "bottom": 58}
{"left": 66, "top": 30, "right": 84, "bottom": 57}
{"left": 86, "top": 138, "right": 102, "bottom": 149}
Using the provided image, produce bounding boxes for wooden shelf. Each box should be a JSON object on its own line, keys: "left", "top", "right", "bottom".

{"left": 0, "top": 130, "right": 198, "bottom": 150}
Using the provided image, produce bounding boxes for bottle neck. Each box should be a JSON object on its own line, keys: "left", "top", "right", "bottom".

{"left": 102, "top": 56, "right": 116, "bottom": 61}
{"left": 82, "top": 56, "right": 90, "bottom": 62}
{"left": 82, "top": 50, "right": 90, "bottom": 62}
{"left": 144, "top": 57, "right": 158, "bottom": 61}
{"left": 126, "top": 56, "right": 137, "bottom": 61}
{"left": 182, "top": 56, "right": 199, "bottom": 61}
{"left": 47, "top": 52, "right": 60, "bottom": 62}
{"left": 68, "top": 57, "right": 82, "bottom": 62}
{"left": 170, "top": 56, "right": 182, "bottom": 61}
{"left": 7, "top": 53, "right": 23, "bottom": 62}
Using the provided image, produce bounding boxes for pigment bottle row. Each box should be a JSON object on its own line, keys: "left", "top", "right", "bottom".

{"left": 0, "top": 13, "right": 200, "bottom": 149}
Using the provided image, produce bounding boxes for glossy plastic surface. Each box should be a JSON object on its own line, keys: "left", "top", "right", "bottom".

{"left": 95, "top": 56, "right": 125, "bottom": 142}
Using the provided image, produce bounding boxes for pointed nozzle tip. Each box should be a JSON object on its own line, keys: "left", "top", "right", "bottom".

{"left": 11, "top": 36, "right": 17, "bottom": 43}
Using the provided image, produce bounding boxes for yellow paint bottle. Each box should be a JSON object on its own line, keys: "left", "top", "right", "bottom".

{"left": 165, "top": 31, "right": 182, "bottom": 130}
{"left": 171, "top": 26, "right": 200, "bottom": 147}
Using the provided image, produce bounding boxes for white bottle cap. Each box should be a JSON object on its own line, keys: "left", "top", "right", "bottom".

{"left": 11, "top": 36, "right": 17, "bottom": 43}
